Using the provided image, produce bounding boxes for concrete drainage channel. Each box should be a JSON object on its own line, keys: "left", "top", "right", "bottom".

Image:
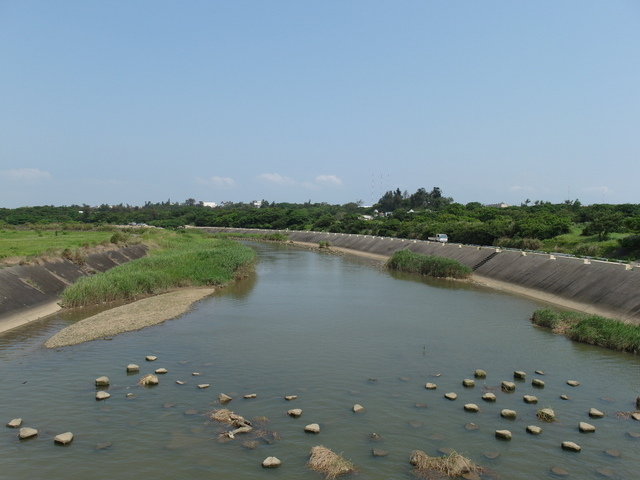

{"left": 201, "top": 227, "right": 640, "bottom": 325}
{"left": 0, "top": 244, "right": 148, "bottom": 332}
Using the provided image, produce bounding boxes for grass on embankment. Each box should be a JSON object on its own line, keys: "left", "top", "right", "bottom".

{"left": 531, "top": 308, "right": 640, "bottom": 354}
{"left": 61, "top": 231, "right": 256, "bottom": 307}
{"left": 0, "top": 227, "right": 117, "bottom": 265}
{"left": 386, "top": 249, "right": 472, "bottom": 279}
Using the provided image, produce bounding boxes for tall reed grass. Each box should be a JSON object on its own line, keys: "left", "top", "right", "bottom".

{"left": 386, "top": 249, "right": 472, "bottom": 279}
{"left": 531, "top": 308, "right": 640, "bottom": 354}
{"left": 61, "top": 234, "right": 256, "bottom": 307}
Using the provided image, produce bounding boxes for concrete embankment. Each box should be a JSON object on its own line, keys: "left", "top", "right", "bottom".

{"left": 202, "top": 227, "right": 640, "bottom": 324}
{"left": 0, "top": 244, "right": 148, "bottom": 333}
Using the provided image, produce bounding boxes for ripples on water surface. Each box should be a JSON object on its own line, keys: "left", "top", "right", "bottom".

{"left": 1, "top": 242, "right": 639, "bottom": 479}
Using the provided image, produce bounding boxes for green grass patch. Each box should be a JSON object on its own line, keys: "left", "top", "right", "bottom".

{"left": 531, "top": 308, "right": 640, "bottom": 354}
{"left": 386, "top": 249, "right": 472, "bottom": 279}
{"left": 60, "top": 233, "right": 256, "bottom": 307}
{"left": 0, "top": 228, "right": 115, "bottom": 264}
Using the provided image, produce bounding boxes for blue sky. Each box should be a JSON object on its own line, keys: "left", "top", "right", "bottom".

{"left": 1, "top": 1, "right": 639, "bottom": 208}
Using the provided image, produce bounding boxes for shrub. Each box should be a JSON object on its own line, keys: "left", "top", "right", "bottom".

{"left": 386, "top": 250, "right": 471, "bottom": 279}
{"left": 531, "top": 308, "right": 640, "bottom": 354}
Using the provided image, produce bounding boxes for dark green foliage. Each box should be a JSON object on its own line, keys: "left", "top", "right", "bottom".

{"left": 386, "top": 250, "right": 472, "bottom": 279}
{"left": 531, "top": 308, "right": 640, "bottom": 354}
{"left": 495, "top": 237, "right": 542, "bottom": 250}
{"left": 2, "top": 193, "right": 640, "bottom": 260}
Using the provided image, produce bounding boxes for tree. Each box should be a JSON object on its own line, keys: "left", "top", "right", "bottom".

{"left": 582, "top": 212, "right": 625, "bottom": 241}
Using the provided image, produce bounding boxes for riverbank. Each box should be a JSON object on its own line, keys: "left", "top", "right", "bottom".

{"left": 44, "top": 288, "right": 215, "bottom": 348}
{"left": 0, "top": 244, "right": 149, "bottom": 334}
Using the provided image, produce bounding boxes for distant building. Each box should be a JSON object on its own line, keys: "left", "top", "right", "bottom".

{"left": 202, "top": 202, "right": 218, "bottom": 208}
{"left": 251, "top": 200, "right": 263, "bottom": 208}
{"left": 485, "top": 202, "right": 510, "bottom": 208}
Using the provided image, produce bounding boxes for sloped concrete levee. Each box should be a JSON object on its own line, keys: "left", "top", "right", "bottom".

{"left": 0, "top": 244, "right": 148, "bottom": 332}
{"left": 202, "top": 227, "right": 640, "bottom": 324}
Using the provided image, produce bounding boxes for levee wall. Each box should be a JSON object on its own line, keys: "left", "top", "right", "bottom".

{"left": 202, "top": 227, "right": 640, "bottom": 323}
{"left": 0, "top": 244, "right": 148, "bottom": 322}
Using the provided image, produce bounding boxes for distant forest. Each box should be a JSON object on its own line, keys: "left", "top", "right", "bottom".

{"left": 2, "top": 187, "right": 640, "bottom": 260}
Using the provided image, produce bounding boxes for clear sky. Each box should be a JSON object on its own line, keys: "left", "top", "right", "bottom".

{"left": 1, "top": 1, "right": 639, "bottom": 208}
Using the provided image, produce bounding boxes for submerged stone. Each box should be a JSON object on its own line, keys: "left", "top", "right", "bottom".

{"left": 523, "top": 395, "right": 538, "bottom": 404}
{"left": 550, "top": 466, "right": 570, "bottom": 477}
{"left": 287, "top": 409, "right": 302, "bottom": 417}
{"left": 126, "top": 364, "right": 139, "bottom": 372}
{"left": 566, "top": 380, "right": 580, "bottom": 387}
{"left": 145, "top": 355, "right": 157, "bottom": 362}
{"left": 353, "top": 404, "right": 365, "bottom": 413}
{"left": 444, "top": 392, "right": 457, "bottom": 400}
{"left": 513, "top": 371, "right": 526, "bottom": 380}
{"left": 464, "top": 403, "right": 479, "bottom": 412}
{"left": 474, "top": 369, "right": 487, "bottom": 378}
{"left": 95, "top": 391, "right": 110, "bottom": 401}
{"left": 425, "top": 383, "right": 437, "bottom": 390}
{"left": 532, "top": 378, "right": 545, "bottom": 388}
{"left": 372, "top": 448, "right": 388, "bottom": 457}
{"left": 462, "top": 379, "right": 475, "bottom": 387}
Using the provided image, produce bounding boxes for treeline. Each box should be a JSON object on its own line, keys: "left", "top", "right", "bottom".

{"left": 2, "top": 189, "right": 640, "bottom": 259}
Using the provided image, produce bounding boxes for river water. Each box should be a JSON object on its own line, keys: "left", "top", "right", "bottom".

{"left": 0, "top": 242, "right": 638, "bottom": 479}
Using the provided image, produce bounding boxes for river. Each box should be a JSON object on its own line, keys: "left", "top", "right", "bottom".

{"left": 0, "top": 242, "right": 638, "bottom": 479}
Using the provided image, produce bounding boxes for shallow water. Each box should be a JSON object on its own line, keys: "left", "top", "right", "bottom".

{"left": 0, "top": 242, "right": 639, "bottom": 479}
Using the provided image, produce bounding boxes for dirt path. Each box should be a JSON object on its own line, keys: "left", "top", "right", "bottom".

{"left": 44, "top": 288, "right": 215, "bottom": 348}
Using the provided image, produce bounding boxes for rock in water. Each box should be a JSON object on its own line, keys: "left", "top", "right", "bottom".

{"left": 19, "top": 427, "right": 38, "bottom": 439}
{"left": 561, "top": 441, "right": 581, "bottom": 452}
{"left": 262, "top": 457, "right": 281, "bottom": 468}
{"left": 95, "top": 376, "right": 109, "bottom": 386}
{"left": 218, "top": 393, "right": 233, "bottom": 404}
{"left": 304, "top": 423, "right": 320, "bottom": 433}
{"left": 54, "top": 432, "right": 74, "bottom": 445}
{"left": 6, "top": 418, "right": 22, "bottom": 428}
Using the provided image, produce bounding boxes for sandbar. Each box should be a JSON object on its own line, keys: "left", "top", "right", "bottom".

{"left": 44, "top": 288, "right": 215, "bottom": 348}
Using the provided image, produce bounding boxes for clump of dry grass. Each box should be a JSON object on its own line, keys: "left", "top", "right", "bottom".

{"left": 307, "top": 445, "right": 356, "bottom": 479}
{"left": 410, "top": 450, "right": 484, "bottom": 479}
{"left": 210, "top": 408, "right": 251, "bottom": 427}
